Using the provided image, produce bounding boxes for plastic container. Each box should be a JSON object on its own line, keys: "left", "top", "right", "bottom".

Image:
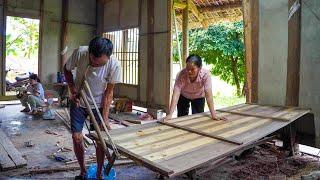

{"left": 87, "top": 163, "right": 116, "bottom": 180}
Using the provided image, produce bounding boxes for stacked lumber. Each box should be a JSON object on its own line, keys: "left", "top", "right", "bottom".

{"left": 109, "top": 112, "right": 156, "bottom": 126}
{"left": 0, "top": 129, "right": 27, "bottom": 171}
{"left": 55, "top": 108, "right": 93, "bottom": 146}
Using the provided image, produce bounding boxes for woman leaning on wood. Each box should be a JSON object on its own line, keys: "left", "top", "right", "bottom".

{"left": 162, "top": 54, "right": 226, "bottom": 121}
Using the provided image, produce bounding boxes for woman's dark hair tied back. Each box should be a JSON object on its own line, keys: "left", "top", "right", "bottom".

{"left": 186, "top": 54, "right": 202, "bottom": 68}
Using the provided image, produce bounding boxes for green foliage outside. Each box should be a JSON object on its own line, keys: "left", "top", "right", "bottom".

{"left": 6, "top": 16, "right": 39, "bottom": 59}
{"left": 173, "top": 21, "right": 245, "bottom": 97}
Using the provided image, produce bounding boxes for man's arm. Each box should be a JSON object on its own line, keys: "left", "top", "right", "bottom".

{"left": 64, "top": 65, "right": 79, "bottom": 106}
{"left": 102, "top": 83, "right": 115, "bottom": 130}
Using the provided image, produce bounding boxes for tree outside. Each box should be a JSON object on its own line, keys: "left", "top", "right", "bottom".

{"left": 5, "top": 16, "right": 39, "bottom": 92}
{"left": 172, "top": 21, "right": 245, "bottom": 108}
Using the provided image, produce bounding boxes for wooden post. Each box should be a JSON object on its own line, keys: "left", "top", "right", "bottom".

{"left": 243, "top": 0, "right": 259, "bottom": 103}
{"left": 60, "top": 0, "right": 68, "bottom": 71}
{"left": 38, "top": 0, "right": 44, "bottom": 79}
{"left": 286, "top": 0, "right": 301, "bottom": 106}
{"left": 0, "top": 0, "right": 6, "bottom": 96}
{"left": 147, "top": 0, "right": 155, "bottom": 106}
{"left": 182, "top": 0, "right": 189, "bottom": 68}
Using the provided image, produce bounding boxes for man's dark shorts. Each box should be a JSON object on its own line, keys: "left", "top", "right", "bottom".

{"left": 70, "top": 103, "right": 102, "bottom": 133}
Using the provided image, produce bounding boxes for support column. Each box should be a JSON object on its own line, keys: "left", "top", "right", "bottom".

{"left": 60, "top": 0, "right": 68, "bottom": 71}
{"left": 286, "top": 0, "right": 301, "bottom": 106}
{"left": 243, "top": 0, "right": 259, "bottom": 103}
{"left": 0, "top": 0, "right": 6, "bottom": 96}
{"left": 182, "top": 0, "right": 189, "bottom": 68}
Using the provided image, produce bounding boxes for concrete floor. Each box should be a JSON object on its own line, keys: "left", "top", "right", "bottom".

{"left": 0, "top": 104, "right": 319, "bottom": 180}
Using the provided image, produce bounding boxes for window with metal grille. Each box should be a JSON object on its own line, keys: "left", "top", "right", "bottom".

{"left": 103, "top": 28, "right": 139, "bottom": 85}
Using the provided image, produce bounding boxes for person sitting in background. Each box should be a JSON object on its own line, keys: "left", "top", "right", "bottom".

{"left": 19, "top": 74, "right": 45, "bottom": 115}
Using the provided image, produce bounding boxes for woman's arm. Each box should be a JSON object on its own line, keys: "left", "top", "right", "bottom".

{"left": 162, "top": 89, "right": 180, "bottom": 121}
{"left": 205, "top": 90, "right": 226, "bottom": 121}
{"left": 205, "top": 90, "right": 217, "bottom": 119}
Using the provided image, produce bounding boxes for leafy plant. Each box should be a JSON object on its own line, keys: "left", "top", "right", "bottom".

{"left": 188, "top": 21, "right": 245, "bottom": 96}
{"left": 6, "top": 16, "right": 39, "bottom": 59}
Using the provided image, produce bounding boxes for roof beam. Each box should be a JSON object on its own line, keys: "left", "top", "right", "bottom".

{"left": 200, "top": 1, "right": 242, "bottom": 13}
{"left": 187, "top": 0, "right": 209, "bottom": 28}
{"left": 173, "top": 0, "right": 187, "bottom": 9}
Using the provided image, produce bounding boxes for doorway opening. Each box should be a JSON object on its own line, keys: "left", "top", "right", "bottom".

{"left": 5, "top": 16, "right": 40, "bottom": 96}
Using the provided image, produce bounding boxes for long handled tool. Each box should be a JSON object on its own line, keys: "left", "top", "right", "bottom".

{"left": 75, "top": 66, "right": 120, "bottom": 175}
{"left": 82, "top": 80, "right": 120, "bottom": 156}
{"left": 80, "top": 90, "right": 117, "bottom": 175}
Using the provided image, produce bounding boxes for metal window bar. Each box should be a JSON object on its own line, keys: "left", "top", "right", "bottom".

{"left": 103, "top": 28, "right": 139, "bottom": 85}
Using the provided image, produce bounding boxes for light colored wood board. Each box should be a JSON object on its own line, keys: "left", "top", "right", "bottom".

{"left": 160, "top": 115, "right": 307, "bottom": 176}
{"left": 109, "top": 122, "right": 163, "bottom": 136}
{"left": 115, "top": 119, "right": 215, "bottom": 144}
{"left": 141, "top": 118, "right": 271, "bottom": 162}
{"left": 167, "top": 103, "right": 252, "bottom": 124}
{"left": 103, "top": 104, "right": 310, "bottom": 176}
{"left": 201, "top": 116, "right": 260, "bottom": 136}
{"left": 117, "top": 115, "right": 258, "bottom": 150}
{"left": 120, "top": 107, "right": 308, "bottom": 158}
{"left": 217, "top": 109, "right": 291, "bottom": 122}
{"left": 111, "top": 124, "right": 173, "bottom": 142}
{"left": 158, "top": 121, "right": 242, "bottom": 145}
{"left": 219, "top": 103, "right": 258, "bottom": 112}
{"left": 155, "top": 110, "right": 309, "bottom": 174}
{"left": 0, "top": 143, "right": 16, "bottom": 171}
{"left": 0, "top": 130, "right": 26, "bottom": 169}
{"left": 118, "top": 128, "right": 189, "bottom": 149}
{"left": 232, "top": 111, "right": 310, "bottom": 143}
{"left": 115, "top": 107, "right": 307, "bottom": 151}
{"left": 159, "top": 141, "right": 238, "bottom": 176}
{"left": 116, "top": 113, "right": 253, "bottom": 145}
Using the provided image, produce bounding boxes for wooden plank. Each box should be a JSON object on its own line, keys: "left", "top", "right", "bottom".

{"left": 116, "top": 114, "right": 253, "bottom": 146}
{"left": 149, "top": 118, "right": 271, "bottom": 163}
{"left": 128, "top": 117, "right": 259, "bottom": 156}
{"left": 286, "top": 0, "right": 301, "bottom": 106}
{"left": 216, "top": 109, "right": 293, "bottom": 122}
{"left": 157, "top": 121, "right": 242, "bottom": 145}
{"left": 90, "top": 132, "right": 174, "bottom": 177}
{"left": 109, "top": 113, "right": 136, "bottom": 126}
{"left": 0, "top": 143, "right": 16, "bottom": 171}
{"left": 109, "top": 122, "right": 167, "bottom": 138}
{"left": 0, "top": 129, "right": 26, "bottom": 170}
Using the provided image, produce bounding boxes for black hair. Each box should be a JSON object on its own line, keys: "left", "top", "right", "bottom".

{"left": 186, "top": 54, "right": 202, "bottom": 68}
{"left": 89, "top": 37, "right": 113, "bottom": 58}
{"left": 29, "top": 74, "right": 41, "bottom": 83}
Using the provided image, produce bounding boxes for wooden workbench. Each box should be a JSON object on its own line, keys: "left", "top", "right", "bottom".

{"left": 97, "top": 103, "right": 311, "bottom": 177}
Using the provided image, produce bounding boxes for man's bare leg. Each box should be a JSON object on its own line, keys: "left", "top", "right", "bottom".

{"left": 72, "top": 133, "right": 86, "bottom": 176}
{"left": 96, "top": 141, "right": 105, "bottom": 179}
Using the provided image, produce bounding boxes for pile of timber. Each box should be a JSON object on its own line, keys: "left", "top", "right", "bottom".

{"left": 109, "top": 112, "right": 156, "bottom": 126}
{"left": 0, "top": 129, "right": 27, "bottom": 171}
{"left": 55, "top": 108, "right": 93, "bottom": 146}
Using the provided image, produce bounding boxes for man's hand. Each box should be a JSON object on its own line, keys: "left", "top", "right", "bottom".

{"left": 160, "top": 114, "right": 173, "bottom": 122}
